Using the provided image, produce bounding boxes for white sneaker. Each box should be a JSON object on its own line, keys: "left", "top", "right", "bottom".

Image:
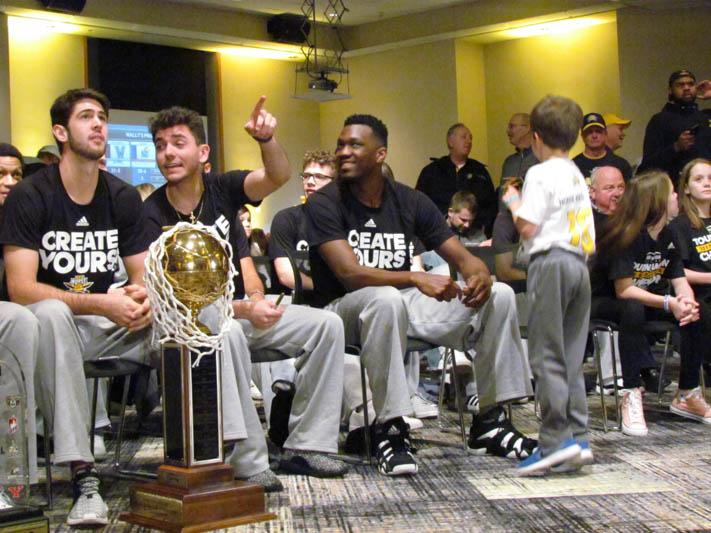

{"left": 250, "top": 380, "right": 263, "bottom": 401}
{"left": 67, "top": 469, "right": 108, "bottom": 526}
{"left": 403, "top": 416, "right": 424, "bottom": 431}
{"left": 348, "top": 408, "right": 424, "bottom": 432}
{"left": 621, "top": 388, "right": 648, "bottom": 437}
{"left": 92, "top": 433, "right": 108, "bottom": 461}
{"left": 411, "top": 393, "right": 438, "bottom": 419}
{"left": 595, "top": 378, "right": 623, "bottom": 396}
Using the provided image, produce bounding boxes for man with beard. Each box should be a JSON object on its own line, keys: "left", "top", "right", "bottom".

{"left": 0, "top": 89, "right": 153, "bottom": 526}
{"left": 640, "top": 69, "right": 711, "bottom": 180}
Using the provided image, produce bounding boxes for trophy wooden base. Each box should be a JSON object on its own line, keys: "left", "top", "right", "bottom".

{"left": 119, "top": 464, "right": 275, "bottom": 532}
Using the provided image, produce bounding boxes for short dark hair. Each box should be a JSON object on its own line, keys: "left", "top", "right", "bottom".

{"left": 530, "top": 95, "right": 582, "bottom": 151}
{"left": 150, "top": 106, "right": 206, "bottom": 145}
{"left": 343, "top": 114, "right": 388, "bottom": 147}
{"left": 0, "top": 143, "right": 24, "bottom": 166}
{"left": 50, "top": 88, "right": 110, "bottom": 151}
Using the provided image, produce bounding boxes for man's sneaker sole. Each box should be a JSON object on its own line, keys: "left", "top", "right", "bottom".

{"left": 66, "top": 515, "right": 109, "bottom": 527}
{"left": 379, "top": 462, "right": 419, "bottom": 476}
{"left": 670, "top": 404, "right": 711, "bottom": 424}
{"left": 518, "top": 442, "right": 581, "bottom": 477}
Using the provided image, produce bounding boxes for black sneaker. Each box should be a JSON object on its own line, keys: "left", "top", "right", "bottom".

{"left": 468, "top": 407, "right": 537, "bottom": 459}
{"left": 268, "top": 382, "right": 295, "bottom": 448}
{"left": 373, "top": 417, "right": 418, "bottom": 476}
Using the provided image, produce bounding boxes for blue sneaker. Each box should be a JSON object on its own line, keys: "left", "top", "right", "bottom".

{"left": 517, "top": 438, "right": 581, "bottom": 477}
{"left": 551, "top": 439, "right": 594, "bottom": 473}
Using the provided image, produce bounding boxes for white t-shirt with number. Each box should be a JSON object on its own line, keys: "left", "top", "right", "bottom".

{"left": 516, "top": 157, "right": 595, "bottom": 258}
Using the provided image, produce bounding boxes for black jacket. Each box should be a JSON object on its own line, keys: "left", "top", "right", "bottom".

{"left": 640, "top": 101, "right": 711, "bottom": 181}
{"left": 415, "top": 156, "right": 497, "bottom": 237}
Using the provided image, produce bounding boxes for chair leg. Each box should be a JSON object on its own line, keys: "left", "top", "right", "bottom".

{"left": 449, "top": 349, "right": 467, "bottom": 450}
{"left": 90, "top": 377, "right": 99, "bottom": 456}
{"left": 657, "top": 331, "right": 672, "bottom": 407}
{"left": 43, "top": 423, "right": 52, "bottom": 510}
{"left": 592, "top": 329, "right": 609, "bottom": 432}
{"left": 700, "top": 364, "right": 707, "bottom": 401}
{"left": 359, "top": 357, "right": 372, "bottom": 464}
{"left": 112, "top": 374, "right": 132, "bottom": 471}
{"left": 608, "top": 326, "right": 621, "bottom": 430}
{"left": 437, "top": 348, "right": 449, "bottom": 431}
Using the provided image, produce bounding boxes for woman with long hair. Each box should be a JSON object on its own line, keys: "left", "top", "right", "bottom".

{"left": 592, "top": 170, "right": 703, "bottom": 436}
{"left": 667, "top": 159, "right": 711, "bottom": 423}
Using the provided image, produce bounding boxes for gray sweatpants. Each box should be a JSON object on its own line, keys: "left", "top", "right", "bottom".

{"left": 207, "top": 315, "right": 269, "bottom": 478}
{"left": 0, "top": 302, "right": 39, "bottom": 483}
{"left": 527, "top": 249, "right": 590, "bottom": 456}
{"left": 238, "top": 304, "right": 344, "bottom": 454}
{"left": 327, "top": 282, "right": 532, "bottom": 423}
{"left": 28, "top": 299, "right": 247, "bottom": 466}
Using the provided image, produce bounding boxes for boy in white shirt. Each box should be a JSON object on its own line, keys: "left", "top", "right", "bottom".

{"left": 503, "top": 95, "right": 595, "bottom": 475}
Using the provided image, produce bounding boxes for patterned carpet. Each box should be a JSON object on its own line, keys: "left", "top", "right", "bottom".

{"left": 26, "top": 379, "right": 711, "bottom": 532}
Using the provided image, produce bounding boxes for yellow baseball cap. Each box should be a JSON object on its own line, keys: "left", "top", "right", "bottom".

{"left": 602, "top": 113, "right": 631, "bottom": 127}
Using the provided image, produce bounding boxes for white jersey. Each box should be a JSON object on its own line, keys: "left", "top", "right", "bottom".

{"left": 516, "top": 157, "right": 595, "bottom": 258}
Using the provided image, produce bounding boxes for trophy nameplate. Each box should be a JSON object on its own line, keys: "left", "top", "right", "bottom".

{"left": 162, "top": 343, "right": 221, "bottom": 467}
{"left": 121, "top": 225, "right": 275, "bottom": 531}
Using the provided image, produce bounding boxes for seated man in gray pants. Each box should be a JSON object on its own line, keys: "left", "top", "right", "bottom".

{"left": 0, "top": 89, "right": 154, "bottom": 526}
{"left": 305, "top": 114, "right": 536, "bottom": 476}
{"left": 143, "top": 103, "right": 347, "bottom": 479}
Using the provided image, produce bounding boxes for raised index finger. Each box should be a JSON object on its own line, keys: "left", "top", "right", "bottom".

{"left": 250, "top": 95, "right": 267, "bottom": 121}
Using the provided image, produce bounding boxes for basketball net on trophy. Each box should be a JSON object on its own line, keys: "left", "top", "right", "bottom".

{"left": 145, "top": 221, "right": 236, "bottom": 365}
{"left": 122, "top": 221, "right": 274, "bottom": 530}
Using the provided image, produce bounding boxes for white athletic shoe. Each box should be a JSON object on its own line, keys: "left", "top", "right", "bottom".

{"left": 92, "top": 434, "right": 108, "bottom": 461}
{"left": 348, "top": 406, "right": 423, "bottom": 432}
{"left": 621, "top": 388, "right": 648, "bottom": 437}
{"left": 411, "top": 393, "right": 438, "bottom": 419}
{"left": 67, "top": 469, "right": 108, "bottom": 526}
{"left": 250, "top": 380, "right": 263, "bottom": 401}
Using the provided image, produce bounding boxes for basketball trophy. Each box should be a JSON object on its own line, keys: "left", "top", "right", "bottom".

{"left": 120, "top": 222, "right": 274, "bottom": 531}
{"left": 0, "top": 344, "right": 48, "bottom": 531}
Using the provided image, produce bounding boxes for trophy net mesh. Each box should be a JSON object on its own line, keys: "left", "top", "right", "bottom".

{"left": 145, "top": 222, "right": 237, "bottom": 366}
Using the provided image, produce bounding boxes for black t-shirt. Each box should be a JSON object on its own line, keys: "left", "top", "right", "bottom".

{"left": 269, "top": 204, "right": 310, "bottom": 274}
{"left": 305, "top": 180, "right": 453, "bottom": 307}
{"left": 143, "top": 170, "right": 254, "bottom": 298}
{"left": 0, "top": 164, "right": 148, "bottom": 294}
{"left": 669, "top": 213, "right": 711, "bottom": 299}
{"left": 594, "top": 226, "right": 684, "bottom": 298}
{"left": 491, "top": 210, "right": 519, "bottom": 254}
{"left": 573, "top": 149, "right": 633, "bottom": 182}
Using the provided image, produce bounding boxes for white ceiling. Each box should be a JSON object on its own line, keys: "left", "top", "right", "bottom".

{"left": 164, "top": 0, "right": 477, "bottom": 25}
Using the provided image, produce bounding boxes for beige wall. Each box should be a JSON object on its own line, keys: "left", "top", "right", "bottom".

{"left": 482, "top": 21, "right": 620, "bottom": 183}
{"left": 8, "top": 21, "right": 85, "bottom": 155}
{"left": 617, "top": 7, "right": 711, "bottom": 167}
{"left": 219, "top": 54, "right": 321, "bottom": 228}
{"left": 318, "top": 39, "right": 459, "bottom": 188}
{"left": 455, "top": 40, "right": 488, "bottom": 163}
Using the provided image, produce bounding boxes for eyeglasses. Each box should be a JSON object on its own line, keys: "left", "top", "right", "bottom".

{"left": 300, "top": 172, "right": 334, "bottom": 183}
